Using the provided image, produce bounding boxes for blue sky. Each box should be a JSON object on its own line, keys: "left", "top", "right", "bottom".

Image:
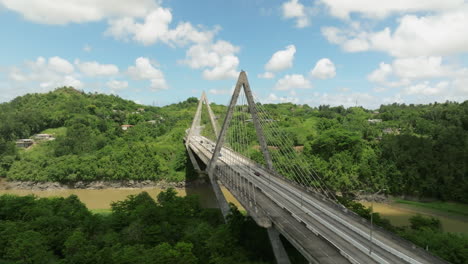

{"left": 1, "top": 0, "right": 467, "bottom": 108}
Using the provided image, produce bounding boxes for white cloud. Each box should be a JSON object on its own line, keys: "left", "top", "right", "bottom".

{"left": 304, "top": 92, "right": 378, "bottom": 108}
{"left": 182, "top": 40, "right": 240, "bottom": 80}
{"left": 368, "top": 57, "right": 461, "bottom": 86}
{"left": 367, "top": 57, "right": 468, "bottom": 101}
{"left": 403, "top": 81, "right": 448, "bottom": 96}
{"left": 275, "top": 74, "right": 312, "bottom": 91}
{"left": 106, "top": 7, "right": 216, "bottom": 46}
{"left": 367, "top": 62, "right": 393, "bottom": 83}
{"left": 127, "top": 57, "right": 168, "bottom": 90}
{"left": 265, "top": 93, "right": 299, "bottom": 104}
{"left": 48, "top": 56, "right": 74, "bottom": 74}
{"left": 258, "top": 72, "right": 275, "bottom": 79}
{"left": 76, "top": 60, "right": 119, "bottom": 77}
{"left": 319, "top": 0, "right": 464, "bottom": 20}
{"left": 0, "top": 0, "right": 159, "bottom": 24}
{"left": 322, "top": 8, "right": 468, "bottom": 57}
{"left": 265, "top": 45, "right": 296, "bottom": 72}
{"left": 282, "top": 0, "right": 310, "bottom": 28}
{"left": 311, "top": 58, "right": 336, "bottom": 79}
{"left": 106, "top": 80, "right": 128, "bottom": 91}
{"left": 7, "top": 56, "right": 82, "bottom": 91}
{"left": 392, "top": 57, "right": 452, "bottom": 80}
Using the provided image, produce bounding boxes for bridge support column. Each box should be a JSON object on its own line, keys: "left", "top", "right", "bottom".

{"left": 186, "top": 147, "right": 201, "bottom": 173}
{"left": 267, "top": 227, "right": 291, "bottom": 264}
{"left": 207, "top": 172, "right": 231, "bottom": 220}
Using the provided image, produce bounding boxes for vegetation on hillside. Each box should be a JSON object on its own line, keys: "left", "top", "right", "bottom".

{"left": 0, "top": 189, "right": 279, "bottom": 264}
{"left": 1, "top": 191, "right": 466, "bottom": 264}
{"left": 0, "top": 87, "right": 199, "bottom": 182}
{"left": 0, "top": 87, "right": 467, "bottom": 203}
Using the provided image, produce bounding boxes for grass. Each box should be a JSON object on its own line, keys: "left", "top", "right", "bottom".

{"left": 40, "top": 127, "right": 67, "bottom": 137}
{"left": 394, "top": 199, "right": 468, "bottom": 217}
{"left": 90, "top": 208, "right": 112, "bottom": 215}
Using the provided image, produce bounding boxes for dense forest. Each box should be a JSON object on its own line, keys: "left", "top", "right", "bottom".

{"left": 0, "top": 87, "right": 467, "bottom": 202}
{"left": 0, "top": 190, "right": 466, "bottom": 264}
{"left": 0, "top": 189, "right": 279, "bottom": 264}
{"left": 0, "top": 88, "right": 467, "bottom": 263}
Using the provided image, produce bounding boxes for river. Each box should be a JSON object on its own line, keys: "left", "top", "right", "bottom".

{"left": 0, "top": 184, "right": 244, "bottom": 210}
{"left": 360, "top": 201, "right": 468, "bottom": 235}
{"left": 1, "top": 185, "right": 466, "bottom": 234}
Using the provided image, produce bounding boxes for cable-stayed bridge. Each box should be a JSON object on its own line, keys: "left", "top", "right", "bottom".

{"left": 184, "top": 71, "right": 446, "bottom": 264}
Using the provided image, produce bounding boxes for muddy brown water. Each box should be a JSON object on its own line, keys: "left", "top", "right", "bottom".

{"left": 1, "top": 185, "right": 466, "bottom": 234}
{"left": 361, "top": 202, "right": 468, "bottom": 234}
{"left": 0, "top": 185, "right": 243, "bottom": 210}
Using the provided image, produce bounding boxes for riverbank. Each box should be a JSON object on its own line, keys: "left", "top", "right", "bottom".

{"left": 359, "top": 200, "right": 468, "bottom": 234}
{"left": 0, "top": 179, "right": 244, "bottom": 210}
{"left": 0, "top": 177, "right": 208, "bottom": 191}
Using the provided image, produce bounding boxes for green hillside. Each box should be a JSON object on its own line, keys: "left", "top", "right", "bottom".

{"left": 1, "top": 87, "right": 467, "bottom": 202}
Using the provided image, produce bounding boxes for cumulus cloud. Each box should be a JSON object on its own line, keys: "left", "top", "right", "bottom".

{"left": 304, "top": 92, "right": 379, "bottom": 108}
{"left": 2, "top": 1, "right": 240, "bottom": 81}
{"left": 282, "top": 0, "right": 310, "bottom": 28}
{"left": 182, "top": 40, "right": 240, "bottom": 80}
{"left": 106, "top": 80, "right": 128, "bottom": 91}
{"left": 322, "top": 8, "right": 468, "bottom": 57}
{"left": 367, "top": 62, "right": 393, "bottom": 83}
{"left": 319, "top": 0, "right": 463, "bottom": 20}
{"left": 311, "top": 58, "right": 336, "bottom": 79}
{"left": 265, "top": 93, "right": 299, "bottom": 104}
{"left": 368, "top": 57, "right": 460, "bottom": 86}
{"left": 258, "top": 72, "right": 275, "bottom": 79}
{"left": 127, "top": 57, "right": 168, "bottom": 90}
{"left": 106, "top": 7, "right": 216, "bottom": 47}
{"left": 47, "top": 56, "right": 75, "bottom": 74}
{"left": 7, "top": 56, "right": 82, "bottom": 90}
{"left": 0, "top": 0, "right": 159, "bottom": 24}
{"left": 75, "top": 60, "right": 119, "bottom": 77}
{"left": 403, "top": 81, "right": 448, "bottom": 96}
{"left": 274, "top": 74, "right": 312, "bottom": 91}
{"left": 368, "top": 57, "right": 468, "bottom": 101}
{"left": 265, "top": 45, "right": 296, "bottom": 72}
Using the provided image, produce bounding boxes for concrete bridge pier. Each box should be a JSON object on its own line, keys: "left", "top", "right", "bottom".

{"left": 207, "top": 171, "right": 231, "bottom": 219}
{"left": 186, "top": 147, "right": 201, "bottom": 173}
{"left": 268, "top": 227, "right": 292, "bottom": 264}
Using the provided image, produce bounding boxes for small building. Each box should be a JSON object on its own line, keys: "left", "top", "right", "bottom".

{"left": 16, "top": 139, "right": 34, "bottom": 148}
{"left": 147, "top": 120, "right": 157, "bottom": 125}
{"left": 121, "top": 125, "right": 134, "bottom": 131}
{"left": 137, "top": 108, "right": 145, "bottom": 112}
{"left": 367, "top": 119, "right": 382, "bottom": 124}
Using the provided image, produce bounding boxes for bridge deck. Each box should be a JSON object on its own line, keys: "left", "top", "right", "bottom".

{"left": 188, "top": 135, "right": 446, "bottom": 264}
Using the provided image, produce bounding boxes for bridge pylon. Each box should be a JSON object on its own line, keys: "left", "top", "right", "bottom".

{"left": 187, "top": 71, "right": 292, "bottom": 264}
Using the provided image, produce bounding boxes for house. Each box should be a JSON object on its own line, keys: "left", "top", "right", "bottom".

{"left": 367, "top": 119, "right": 382, "bottom": 124}
{"left": 147, "top": 120, "right": 157, "bottom": 125}
{"left": 33, "top": 134, "right": 55, "bottom": 141}
{"left": 137, "top": 108, "right": 145, "bottom": 112}
{"left": 121, "top": 125, "right": 134, "bottom": 131}
{"left": 16, "top": 139, "right": 34, "bottom": 148}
